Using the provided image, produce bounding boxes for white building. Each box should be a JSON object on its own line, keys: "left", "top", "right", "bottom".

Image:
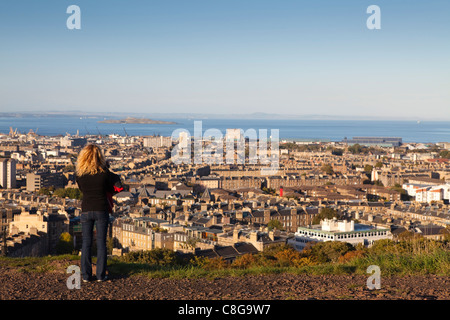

{"left": 405, "top": 183, "right": 450, "bottom": 203}
{"left": 402, "top": 183, "right": 430, "bottom": 197}
{"left": 143, "top": 135, "right": 172, "bottom": 148}
{"left": 60, "top": 136, "right": 87, "bottom": 147}
{"left": 288, "top": 218, "right": 392, "bottom": 251}
{"left": 415, "top": 187, "right": 443, "bottom": 203}
{"left": 0, "top": 159, "right": 16, "bottom": 189}
{"left": 443, "top": 184, "right": 450, "bottom": 199}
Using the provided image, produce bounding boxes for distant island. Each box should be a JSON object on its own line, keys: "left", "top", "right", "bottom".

{"left": 98, "top": 117, "right": 178, "bottom": 125}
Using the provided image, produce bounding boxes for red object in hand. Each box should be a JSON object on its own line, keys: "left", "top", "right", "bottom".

{"left": 107, "top": 187, "right": 123, "bottom": 213}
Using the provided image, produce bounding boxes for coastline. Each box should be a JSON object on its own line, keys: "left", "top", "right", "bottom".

{"left": 97, "top": 117, "right": 178, "bottom": 125}
{"left": 1, "top": 116, "right": 449, "bottom": 143}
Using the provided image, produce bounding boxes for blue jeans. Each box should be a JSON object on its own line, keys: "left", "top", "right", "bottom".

{"left": 81, "top": 211, "right": 109, "bottom": 281}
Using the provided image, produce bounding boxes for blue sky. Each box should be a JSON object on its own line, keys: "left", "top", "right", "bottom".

{"left": 0, "top": 0, "right": 449, "bottom": 119}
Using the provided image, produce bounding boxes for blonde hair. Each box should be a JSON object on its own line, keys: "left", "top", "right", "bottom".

{"left": 76, "top": 144, "right": 107, "bottom": 176}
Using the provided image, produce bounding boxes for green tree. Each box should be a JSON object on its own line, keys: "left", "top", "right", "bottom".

{"left": 331, "top": 148, "right": 343, "bottom": 156}
{"left": 374, "top": 180, "right": 384, "bottom": 186}
{"left": 312, "top": 207, "right": 340, "bottom": 224}
{"left": 440, "top": 150, "right": 450, "bottom": 159}
{"left": 39, "top": 186, "right": 56, "bottom": 196}
{"left": 262, "top": 187, "right": 276, "bottom": 195}
{"left": 63, "top": 165, "right": 76, "bottom": 172}
{"left": 364, "top": 164, "right": 373, "bottom": 175}
{"left": 348, "top": 144, "right": 363, "bottom": 154}
{"left": 439, "top": 227, "right": 450, "bottom": 241}
{"left": 107, "top": 236, "right": 114, "bottom": 255}
{"left": 321, "top": 164, "right": 334, "bottom": 175}
{"left": 38, "top": 187, "right": 52, "bottom": 196}
{"left": 267, "top": 219, "right": 284, "bottom": 231}
{"left": 53, "top": 188, "right": 82, "bottom": 200}
{"left": 397, "top": 230, "right": 420, "bottom": 241}
{"left": 55, "top": 232, "right": 74, "bottom": 254}
{"left": 184, "top": 237, "right": 199, "bottom": 250}
{"left": 390, "top": 183, "right": 406, "bottom": 194}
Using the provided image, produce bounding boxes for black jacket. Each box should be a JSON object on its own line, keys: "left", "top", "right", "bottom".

{"left": 76, "top": 169, "right": 122, "bottom": 212}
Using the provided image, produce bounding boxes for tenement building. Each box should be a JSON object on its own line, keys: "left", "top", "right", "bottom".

{"left": 8, "top": 208, "right": 69, "bottom": 255}
{"left": 112, "top": 216, "right": 174, "bottom": 252}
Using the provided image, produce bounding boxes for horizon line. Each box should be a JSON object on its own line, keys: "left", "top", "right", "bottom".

{"left": 0, "top": 111, "right": 448, "bottom": 122}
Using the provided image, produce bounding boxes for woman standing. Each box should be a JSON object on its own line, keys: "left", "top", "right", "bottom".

{"left": 75, "top": 144, "right": 122, "bottom": 282}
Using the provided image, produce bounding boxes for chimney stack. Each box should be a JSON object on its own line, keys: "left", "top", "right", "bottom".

{"left": 233, "top": 228, "right": 240, "bottom": 242}
{"left": 250, "top": 231, "right": 258, "bottom": 243}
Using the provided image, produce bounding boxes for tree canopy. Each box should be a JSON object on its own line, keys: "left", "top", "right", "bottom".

{"left": 312, "top": 207, "right": 340, "bottom": 224}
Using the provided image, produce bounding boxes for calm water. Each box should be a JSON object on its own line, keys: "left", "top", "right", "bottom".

{"left": 1, "top": 115, "right": 449, "bottom": 143}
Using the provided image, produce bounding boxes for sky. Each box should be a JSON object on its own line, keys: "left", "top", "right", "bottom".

{"left": 0, "top": 0, "right": 449, "bottom": 120}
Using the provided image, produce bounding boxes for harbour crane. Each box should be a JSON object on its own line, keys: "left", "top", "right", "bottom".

{"left": 9, "top": 127, "right": 18, "bottom": 137}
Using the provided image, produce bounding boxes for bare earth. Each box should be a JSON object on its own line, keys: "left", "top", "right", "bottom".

{"left": 0, "top": 264, "right": 448, "bottom": 301}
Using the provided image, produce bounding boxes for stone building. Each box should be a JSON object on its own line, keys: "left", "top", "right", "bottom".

{"left": 112, "top": 216, "right": 173, "bottom": 252}
{"left": 9, "top": 209, "right": 69, "bottom": 254}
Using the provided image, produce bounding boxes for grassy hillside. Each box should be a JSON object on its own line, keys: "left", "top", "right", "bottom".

{"left": 108, "top": 238, "right": 450, "bottom": 279}
{"left": 1, "top": 238, "right": 449, "bottom": 279}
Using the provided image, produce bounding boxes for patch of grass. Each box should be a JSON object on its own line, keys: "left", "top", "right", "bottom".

{"left": 107, "top": 259, "right": 293, "bottom": 279}
{"left": 335, "top": 295, "right": 355, "bottom": 300}
{"left": 106, "top": 258, "right": 357, "bottom": 279}
{"left": 343, "top": 249, "right": 450, "bottom": 276}
{"left": 0, "top": 254, "right": 79, "bottom": 273}
{"left": 108, "top": 248, "right": 449, "bottom": 279}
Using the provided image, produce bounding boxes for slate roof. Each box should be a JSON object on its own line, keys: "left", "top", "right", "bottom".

{"left": 195, "top": 243, "right": 259, "bottom": 260}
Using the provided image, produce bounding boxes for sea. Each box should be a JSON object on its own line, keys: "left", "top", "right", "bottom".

{"left": 1, "top": 115, "right": 449, "bottom": 143}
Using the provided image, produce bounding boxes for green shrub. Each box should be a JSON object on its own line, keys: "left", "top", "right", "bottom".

{"left": 304, "top": 241, "right": 354, "bottom": 263}
{"left": 232, "top": 254, "right": 258, "bottom": 269}
{"left": 107, "top": 238, "right": 450, "bottom": 278}
{"left": 55, "top": 232, "right": 74, "bottom": 255}
{"left": 119, "top": 248, "right": 180, "bottom": 266}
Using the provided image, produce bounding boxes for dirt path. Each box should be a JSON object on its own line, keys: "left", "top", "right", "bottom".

{"left": 0, "top": 265, "right": 448, "bottom": 300}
